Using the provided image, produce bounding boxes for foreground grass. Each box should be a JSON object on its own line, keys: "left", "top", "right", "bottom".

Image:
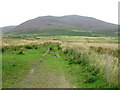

{"left": 2, "top": 43, "right": 75, "bottom": 88}
{"left": 2, "top": 42, "right": 118, "bottom": 88}
{"left": 2, "top": 45, "right": 48, "bottom": 88}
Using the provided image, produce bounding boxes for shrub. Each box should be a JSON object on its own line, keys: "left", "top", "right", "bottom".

{"left": 84, "top": 75, "right": 96, "bottom": 83}
{"left": 25, "top": 46, "right": 33, "bottom": 49}
{"left": 17, "top": 51, "right": 25, "bottom": 55}
{"left": 1, "top": 48, "right": 4, "bottom": 53}
{"left": 64, "top": 47, "right": 89, "bottom": 65}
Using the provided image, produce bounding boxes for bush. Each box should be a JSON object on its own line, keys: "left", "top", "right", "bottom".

{"left": 25, "top": 46, "right": 33, "bottom": 49}
{"left": 64, "top": 48, "right": 89, "bottom": 65}
{"left": 17, "top": 51, "right": 25, "bottom": 55}
{"left": 1, "top": 48, "right": 4, "bottom": 53}
{"left": 84, "top": 75, "right": 96, "bottom": 83}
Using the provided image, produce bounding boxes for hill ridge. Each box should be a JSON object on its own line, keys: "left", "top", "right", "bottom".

{"left": 4, "top": 15, "right": 118, "bottom": 36}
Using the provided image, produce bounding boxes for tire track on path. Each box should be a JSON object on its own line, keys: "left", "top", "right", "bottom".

{"left": 17, "top": 48, "right": 75, "bottom": 88}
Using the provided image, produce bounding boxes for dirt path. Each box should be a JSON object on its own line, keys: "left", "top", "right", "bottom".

{"left": 17, "top": 50, "right": 75, "bottom": 88}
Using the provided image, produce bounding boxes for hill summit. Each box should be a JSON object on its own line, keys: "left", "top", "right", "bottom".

{"left": 5, "top": 15, "right": 118, "bottom": 36}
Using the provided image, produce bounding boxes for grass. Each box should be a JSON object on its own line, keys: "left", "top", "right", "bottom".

{"left": 2, "top": 35, "right": 119, "bottom": 88}
{"left": 61, "top": 44, "right": 118, "bottom": 88}
{"left": 2, "top": 43, "right": 73, "bottom": 88}
{"left": 2, "top": 44, "right": 48, "bottom": 88}
{"left": 0, "top": 52, "right": 2, "bottom": 89}
{"left": 66, "top": 64, "right": 109, "bottom": 88}
{"left": 44, "top": 51, "right": 68, "bottom": 77}
{"left": 58, "top": 36, "right": 118, "bottom": 43}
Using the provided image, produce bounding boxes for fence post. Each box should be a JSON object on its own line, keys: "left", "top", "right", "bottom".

{"left": 106, "top": 50, "right": 110, "bottom": 84}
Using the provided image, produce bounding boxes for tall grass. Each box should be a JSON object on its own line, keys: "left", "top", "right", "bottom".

{"left": 2, "top": 35, "right": 118, "bottom": 88}
{"left": 60, "top": 42, "right": 118, "bottom": 87}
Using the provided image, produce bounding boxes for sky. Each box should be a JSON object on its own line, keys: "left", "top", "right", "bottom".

{"left": 0, "top": 0, "right": 119, "bottom": 27}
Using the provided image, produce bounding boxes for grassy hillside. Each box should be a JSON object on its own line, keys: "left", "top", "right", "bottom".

{"left": 1, "top": 26, "right": 16, "bottom": 33}
{"left": 5, "top": 28, "right": 118, "bottom": 37}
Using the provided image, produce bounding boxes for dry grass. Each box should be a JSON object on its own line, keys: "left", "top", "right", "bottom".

{"left": 2, "top": 36, "right": 118, "bottom": 86}
{"left": 60, "top": 41, "right": 118, "bottom": 85}
{"left": 2, "top": 37, "right": 61, "bottom": 47}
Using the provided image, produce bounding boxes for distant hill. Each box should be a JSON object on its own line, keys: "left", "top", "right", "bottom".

{"left": 5, "top": 15, "right": 118, "bottom": 36}
{"left": 1, "top": 26, "right": 16, "bottom": 33}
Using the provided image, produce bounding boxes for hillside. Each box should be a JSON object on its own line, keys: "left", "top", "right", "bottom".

{"left": 4, "top": 15, "right": 118, "bottom": 36}
{"left": 1, "top": 26, "right": 16, "bottom": 33}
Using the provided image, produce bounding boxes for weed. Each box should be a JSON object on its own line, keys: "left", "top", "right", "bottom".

{"left": 17, "top": 51, "right": 25, "bottom": 55}
{"left": 25, "top": 45, "right": 33, "bottom": 49}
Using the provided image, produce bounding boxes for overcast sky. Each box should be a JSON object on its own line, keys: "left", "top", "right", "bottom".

{"left": 0, "top": 0, "right": 119, "bottom": 27}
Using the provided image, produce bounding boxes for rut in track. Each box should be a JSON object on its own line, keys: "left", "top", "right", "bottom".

{"left": 18, "top": 49, "right": 75, "bottom": 88}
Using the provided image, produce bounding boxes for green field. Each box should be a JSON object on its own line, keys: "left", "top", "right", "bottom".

{"left": 2, "top": 35, "right": 119, "bottom": 88}
{"left": 58, "top": 36, "right": 118, "bottom": 43}
{"left": 5, "top": 27, "right": 118, "bottom": 37}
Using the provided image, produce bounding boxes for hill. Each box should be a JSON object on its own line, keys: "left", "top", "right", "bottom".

{"left": 1, "top": 26, "right": 16, "bottom": 33}
{"left": 4, "top": 15, "right": 118, "bottom": 37}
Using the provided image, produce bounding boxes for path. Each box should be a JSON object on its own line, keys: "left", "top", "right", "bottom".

{"left": 17, "top": 49, "right": 75, "bottom": 88}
